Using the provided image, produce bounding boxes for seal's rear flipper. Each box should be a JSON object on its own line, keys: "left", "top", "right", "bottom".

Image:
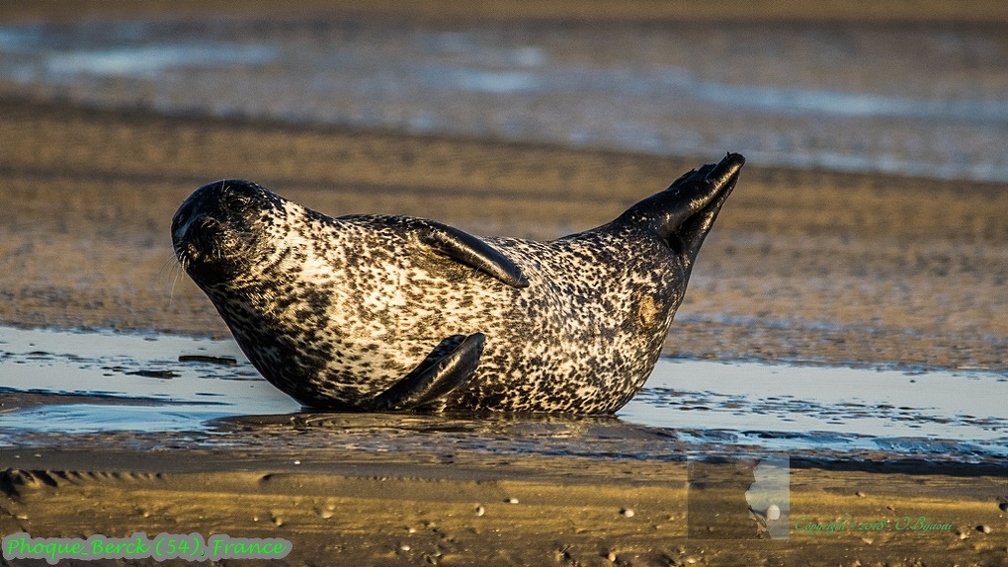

{"left": 418, "top": 222, "right": 529, "bottom": 288}
{"left": 617, "top": 153, "right": 744, "bottom": 271}
{"left": 362, "top": 333, "right": 485, "bottom": 411}
{"left": 619, "top": 153, "right": 744, "bottom": 241}
{"left": 673, "top": 157, "right": 741, "bottom": 269}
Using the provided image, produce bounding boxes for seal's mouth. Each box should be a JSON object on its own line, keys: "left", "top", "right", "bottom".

{"left": 172, "top": 215, "right": 243, "bottom": 281}
{"left": 171, "top": 179, "right": 276, "bottom": 286}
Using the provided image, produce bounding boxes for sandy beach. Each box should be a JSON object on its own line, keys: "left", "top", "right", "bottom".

{"left": 2, "top": 2, "right": 1008, "bottom": 565}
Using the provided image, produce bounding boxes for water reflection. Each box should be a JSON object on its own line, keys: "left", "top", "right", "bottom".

{"left": 1, "top": 326, "right": 1005, "bottom": 463}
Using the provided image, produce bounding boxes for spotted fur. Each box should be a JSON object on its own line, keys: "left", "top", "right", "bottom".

{"left": 172, "top": 153, "right": 744, "bottom": 414}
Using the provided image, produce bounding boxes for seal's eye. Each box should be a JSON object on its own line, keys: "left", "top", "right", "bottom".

{"left": 221, "top": 189, "right": 254, "bottom": 214}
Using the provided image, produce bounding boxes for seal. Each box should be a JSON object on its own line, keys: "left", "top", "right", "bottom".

{"left": 172, "top": 153, "right": 744, "bottom": 413}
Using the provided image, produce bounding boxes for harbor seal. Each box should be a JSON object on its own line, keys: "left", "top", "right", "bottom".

{"left": 172, "top": 153, "right": 744, "bottom": 414}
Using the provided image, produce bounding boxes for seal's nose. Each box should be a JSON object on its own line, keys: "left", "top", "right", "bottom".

{"left": 171, "top": 197, "right": 201, "bottom": 249}
{"left": 171, "top": 180, "right": 272, "bottom": 246}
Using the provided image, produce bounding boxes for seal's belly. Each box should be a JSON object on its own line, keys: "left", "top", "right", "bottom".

{"left": 315, "top": 235, "right": 681, "bottom": 412}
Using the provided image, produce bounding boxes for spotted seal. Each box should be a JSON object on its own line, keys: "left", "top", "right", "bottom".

{"left": 172, "top": 153, "right": 744, "bottom": 413}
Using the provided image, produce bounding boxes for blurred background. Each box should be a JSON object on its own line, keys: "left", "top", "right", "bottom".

{"left": 2, "top": 0, "right": 1007, "bottom": 183}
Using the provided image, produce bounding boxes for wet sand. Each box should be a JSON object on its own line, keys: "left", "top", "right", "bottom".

{"left": 3, "top": 2, "right": 1008, "bottom": 564}
{"left": 3, "top": 447, "right": 1007, "bottom": 566}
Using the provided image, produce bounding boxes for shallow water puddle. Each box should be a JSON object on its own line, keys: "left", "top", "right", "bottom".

{"left": 0, "top": 326, "right": 300, "bottom": 434}
{"left": 623, "top": 360, "right": 1008, "bottom": 459}
{"left": 0, "top": 326, "right": 1005, "bottom": 462}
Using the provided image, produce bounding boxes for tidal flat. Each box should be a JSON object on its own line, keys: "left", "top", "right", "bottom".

{"left": 2, "top": 2, "right": 1008, "bottom": 564}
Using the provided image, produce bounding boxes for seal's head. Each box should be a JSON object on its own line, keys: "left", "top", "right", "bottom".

{"left": 171, "top": 179, "right": 284, "bottom": 287}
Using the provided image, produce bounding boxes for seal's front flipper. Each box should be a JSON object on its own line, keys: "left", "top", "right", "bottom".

{"left": 417, "top": 222, "right": 529, "bottom": 288}
{"left": 362, "top": 333, "right": 485, "bottom": 412}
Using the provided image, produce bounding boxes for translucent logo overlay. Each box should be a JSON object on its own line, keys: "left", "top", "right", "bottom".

{"left": 687, "top": 455, "right": 790, "bottom": 539}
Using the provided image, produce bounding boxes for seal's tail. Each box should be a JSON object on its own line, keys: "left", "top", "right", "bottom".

{"left": 618, "top": 152, "right": 744, "bottom": 268}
